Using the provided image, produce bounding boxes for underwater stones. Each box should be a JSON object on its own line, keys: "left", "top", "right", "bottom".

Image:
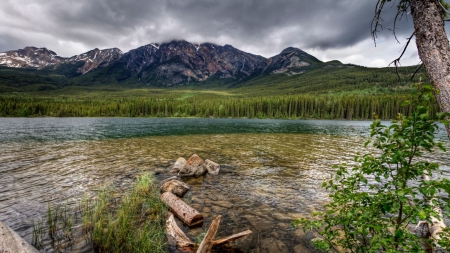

{"left": 160, "top": 178, "right": 190, "bottom": 197}
{"left": 259, "top": 238, "right": 289, "bottom": 253}
{"left": 170, "top": 157, "right": 187, "bottom": 173}
{"left": 294, "top": 244, "right": 311, "bottom": 253}
{"left": 205, "top": 159, "right": 220, "bottom": 175}
{"left": 214, "top": 200, "right": 233, "bottom": 209}
{"left": 179, "top": 154, "right": 206, "bottom": 177}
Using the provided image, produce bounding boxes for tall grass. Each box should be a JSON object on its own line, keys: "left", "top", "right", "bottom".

{"left": 32, "top": 173, "right": 167, "bottom": 253}
{"left": 82, "top": 173, "right": 167, "bottom": 253}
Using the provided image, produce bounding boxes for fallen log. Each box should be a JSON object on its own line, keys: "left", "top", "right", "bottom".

{"left": 196, "top": 215, "right": 222, "bottom": 253}
{"left": 161, "top": 192, "right": 203, "bottom": 226}
{"left": 213, "top": 229, "right": 253, "bottom": 246}
{"left": 0, "top": 221, "right": 40, "bottom": 253}
{"left": 166, "top": 212, "right": 195, "bottom": 253}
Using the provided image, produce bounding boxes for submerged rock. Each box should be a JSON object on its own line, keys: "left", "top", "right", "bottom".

{"left": 160, "top": 178, "right": 190, "bottom": 197}
{"left": 179, "top": 154, "right": 206, "bottom": 177}
{"left": 260, "top": 238, "right": 289, "bottom": 253}
{"left": 170, "top": 157, "right": 187, "bottom": 173}
{"left": 205, "top": 159, "right": 220, "bottom": 175}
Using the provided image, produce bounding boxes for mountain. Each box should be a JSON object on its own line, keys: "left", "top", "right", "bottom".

{"left": 0, "top": 46, "right": 123, "bottom": 75}
{"left": 0, "top": 40, "right": 335, "bottom": 87}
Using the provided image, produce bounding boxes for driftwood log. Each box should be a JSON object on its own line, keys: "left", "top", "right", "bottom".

{"left": 0, "top": 221, "right": 40, "bottom": 253}
{"left": 196, "top": 215, "right": 222, "bottom": 253}
{"left": 166, "top": 212, "right": 196, "bottom": 253}
{"left": 213, "top": 230, "right": 252, "bottom": 246}
{"left": 161, "top": 192, "right": 204, "bottom": 226}
{"left": 166, "top": 213, "right": 253, "bottom": 253}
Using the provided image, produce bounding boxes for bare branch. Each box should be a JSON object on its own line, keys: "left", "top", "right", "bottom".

{"left": 438, "top": 0, "right": 450, "bottom": 15}
{"left": 389, "top": 32, "right": 416, "bottom": 80}
{"left": 410, "top": 63, "right": 424, "bottom": 81}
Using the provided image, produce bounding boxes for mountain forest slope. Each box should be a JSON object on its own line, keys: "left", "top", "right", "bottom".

{"left": 0, "top": 40, "right": 433, "bottom": 119}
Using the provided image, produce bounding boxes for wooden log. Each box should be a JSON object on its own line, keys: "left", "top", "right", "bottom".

{"left": 0, "top": 221, "right": 40, "bottom": 253}
{"left": 166, "top": 212, "right": 195, "bottom": 253}
{"left": 160, "top": 192, "right": 203, "bottom": 226}
{"left": 196, "top": 215, "right": 222, "bottom": 253}
{"left": 212, "top": 229, "right": 253, "bottom": 246}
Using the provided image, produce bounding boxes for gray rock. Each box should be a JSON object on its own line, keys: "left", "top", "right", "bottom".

{"left": 160, "top": 179, "right": 190, "bottom": 197}
{"left": 179, "top": 154, "right": 206, "bottom": 177}
{"left": 170, "top": 157, "right": 187, "bottom": 173}
{"left": 205, "top": 159, "right": 220, "bottom": 175}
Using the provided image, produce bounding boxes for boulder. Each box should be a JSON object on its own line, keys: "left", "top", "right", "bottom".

{"left": 205, "top": 159, "right": 220, "bottom": 175}
{"left": 160, "top": 178, "right": 190, "bottom": 197}
{"left": 179, "top": 154, "right": 206, "bottom": 177}
{"left": 170, "top": 157, "right": 187, "bottom": 173}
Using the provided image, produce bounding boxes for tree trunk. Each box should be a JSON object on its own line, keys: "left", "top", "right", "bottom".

{"left": 410, "top": 0, "right": 450, "bottom": 138}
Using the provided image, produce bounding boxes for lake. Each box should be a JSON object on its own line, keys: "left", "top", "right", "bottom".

{"left": 0, "top": 118, "right": 448, "bottom": 252}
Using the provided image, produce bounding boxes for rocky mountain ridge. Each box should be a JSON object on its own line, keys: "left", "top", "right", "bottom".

{"left": 0, "top": 41, "right": 339, "bottom": 86}
{"left": 0, "top": 46, "right": 123, "bottom": 75}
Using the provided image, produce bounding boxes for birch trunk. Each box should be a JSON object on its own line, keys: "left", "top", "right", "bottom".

{"left": 410, "top": 0, "right": 450, "bottom": 138}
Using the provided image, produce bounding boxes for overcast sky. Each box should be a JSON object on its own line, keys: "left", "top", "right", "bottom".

{"left": 0, "top": 0, "right": 448, "bottom": 67}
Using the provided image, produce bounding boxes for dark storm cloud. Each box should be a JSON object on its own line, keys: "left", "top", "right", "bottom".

{"left": 0, "top": 0, "right": 426, "bottom": 66}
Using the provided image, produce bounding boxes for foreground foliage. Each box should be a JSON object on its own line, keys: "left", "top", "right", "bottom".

{"left": 32, "top": 173, "right": 167, "bottom": 253}
{"left": 294, "top": 85, "right": 450, "bottom": 252}
{"left": 82, "top": 173, "right": 167, "bottom": 253}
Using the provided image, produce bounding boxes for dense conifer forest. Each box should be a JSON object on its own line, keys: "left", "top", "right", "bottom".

{"left": 0, "top": 64, "right": 435, "bottom": 119}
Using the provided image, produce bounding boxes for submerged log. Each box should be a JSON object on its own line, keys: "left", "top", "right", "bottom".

{"left": 0, "top": 221, "right": 40, "bottom": 253}
{"left": 196, "top": 215, "right": 222, "bottom": 253}
{"left": 166, "top": 212, "right": 195, "bottom": 253}
{"left": 213, "top": 229, "right": 253, "bottom": 246}
{"left": 161, "top": 192, "right": 204, "bottom": 226}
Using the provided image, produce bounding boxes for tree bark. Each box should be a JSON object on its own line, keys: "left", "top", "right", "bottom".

{"left": 410, "top": 0, "right": 450, "bottom": 138}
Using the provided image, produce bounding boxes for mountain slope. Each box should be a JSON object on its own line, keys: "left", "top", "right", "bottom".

{"left": 0, "top": 40, "right": 426, "bottom": 93}
{"left": 0, "top": 47, "right": 123, "bottom": 75}
{"left": 0, "top": 40, "right": 329, "bottom": 87}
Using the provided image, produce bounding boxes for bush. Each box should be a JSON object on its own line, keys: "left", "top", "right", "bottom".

{"left": 294, "top": 84, "right": 450, "bottom": 252}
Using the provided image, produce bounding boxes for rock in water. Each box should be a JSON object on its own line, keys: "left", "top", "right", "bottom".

{"left": 170, "top": 157, "right": 187, "bottom": 173}
{"left": 205, "top": 159, "right": 220, "bottom": 175}
{"left": 179, "top": 154, "right": 206, "bottom": 177}
{"left": 160, "top": 178, "right": 190, "bottom": 197}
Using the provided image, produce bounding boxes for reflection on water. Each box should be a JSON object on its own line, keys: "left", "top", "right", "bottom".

{"left": 0, "top": 118, "right": 448, "bottom": 252}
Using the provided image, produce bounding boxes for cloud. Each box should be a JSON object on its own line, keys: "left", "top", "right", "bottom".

{"left": 0, "top": 0, "right": 442, "bottom": 66}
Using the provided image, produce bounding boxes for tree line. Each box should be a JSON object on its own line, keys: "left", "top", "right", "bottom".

{"left": 0, "top": 94, "right": 438, "bottom": 120}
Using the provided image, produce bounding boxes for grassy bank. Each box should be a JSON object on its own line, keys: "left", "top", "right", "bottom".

{"left": 32, "top": 173, "right": 167, "bottom": 253}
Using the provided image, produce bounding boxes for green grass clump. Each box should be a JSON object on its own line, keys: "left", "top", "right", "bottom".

{"left": 82, "top": 173, "right": 167, "bottom": 253}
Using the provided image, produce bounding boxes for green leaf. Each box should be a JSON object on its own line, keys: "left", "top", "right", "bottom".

{"left": 401, "top": 100, "right": 410, "bottom": 106}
